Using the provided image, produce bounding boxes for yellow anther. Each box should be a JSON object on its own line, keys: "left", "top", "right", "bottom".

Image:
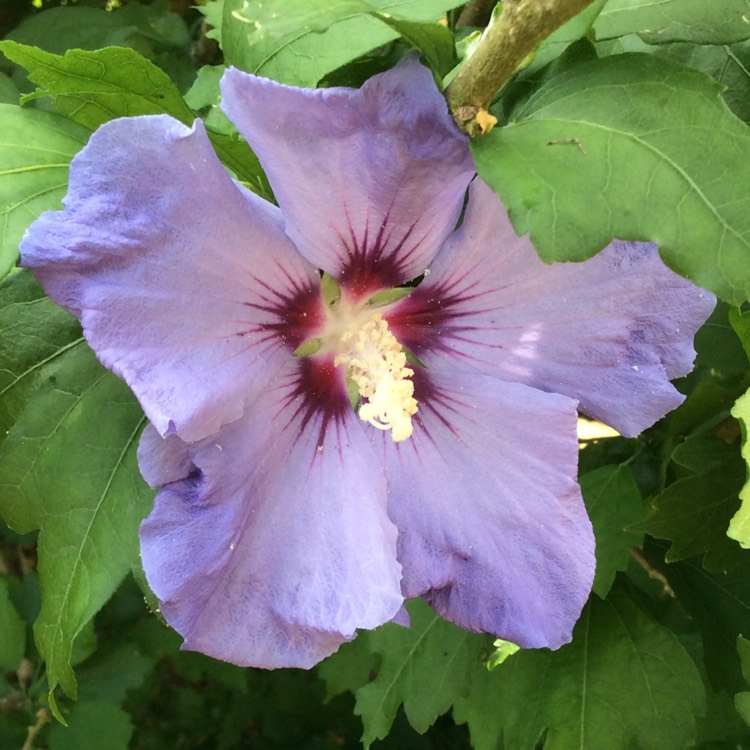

{"left": 334, "top": 314, "right": 418, "bottom": 442}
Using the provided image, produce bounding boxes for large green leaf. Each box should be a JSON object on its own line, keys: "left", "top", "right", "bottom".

{"left": 352, "top": 599, "right": 486, "bottom": 748}
{"left": 0, "top": 274, "right": 152, "bottom": 700}
{"left": 0, "top": 105, "right": 87, "bottom": 281}
{"left": 596, "top": 0, "right": 750, "bottom": 45}
{"left": 453, "top": 586, "right": 705, "bottom": 750}
{"left": 222, "top": 0, "right": 463, "bottom": 86}
{"left": 580, "top": 464, "right": 643, "bottom": 597}
{"left": 476, "top": 54, "right": 750, "bottom": 304}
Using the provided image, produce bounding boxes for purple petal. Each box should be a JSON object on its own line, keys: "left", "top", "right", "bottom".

{"left": 377, "top": 368, "right": 593, "bottom": 649}
{"left": 220, "top": 59, "right": 475, "bottom": 300}
{"left": 139, "top": 357, "right": 403, "bottom": 668}
{"left": 387, "top": 180, "right": 716, "bottom": 437}
{"left": 20, "top": 116, "right": 325, "bottom": 442}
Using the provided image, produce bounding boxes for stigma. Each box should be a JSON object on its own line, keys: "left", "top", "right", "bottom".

{"left": 334, "top": 313, "right": 418, "bottom": 442}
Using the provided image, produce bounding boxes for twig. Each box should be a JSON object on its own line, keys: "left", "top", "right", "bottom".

{"left": 446, "top": 0, "right": 597, "bottom": 135}
{"left": 630, "top": 547, "right": 675, "bottom": 598}
{"left": 22, "top": 708, "right": 51, "bottom": 750}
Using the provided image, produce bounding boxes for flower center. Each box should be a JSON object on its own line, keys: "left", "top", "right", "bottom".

{"left": 333, "top": 313, "right": 418, "bottom": 442}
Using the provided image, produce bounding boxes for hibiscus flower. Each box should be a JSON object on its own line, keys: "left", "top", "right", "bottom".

{"left": 20, "top": 59, "right": 715, "bottom": 668}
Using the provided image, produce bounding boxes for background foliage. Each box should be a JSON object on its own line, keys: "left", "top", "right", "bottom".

{"left": 1, "top": 0, "right": 750, "bottom": 747}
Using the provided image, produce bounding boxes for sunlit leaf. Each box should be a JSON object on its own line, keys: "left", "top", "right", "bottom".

{"left": 728, "top": 389, "right": 750, "bottom": 548}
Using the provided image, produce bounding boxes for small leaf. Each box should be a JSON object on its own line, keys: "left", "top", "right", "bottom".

{"left": 728, "top": 389, "right": 750, "bottom": 548}
{"left": 596, "top": 0, "right": 750, "bottom": 45}
{"left": 475, "top": 54, "right": 750, "bottom": 304}
{"left": 353, "top": 599, "right": 485, "bottom": 747}
{"left": 0, "top": 105, "right": 87, "bottom": 280}
{"left": 634, "top": 442, "right": 748, "bottom": 572}
{"left": 318, "top": 635, "right": 379, "bottom": 701}
{"left": 580, "top": 464, "right": 643, "bottom": 597}
{"left": 454, "top": 586, "right": 705, "bottom": 750}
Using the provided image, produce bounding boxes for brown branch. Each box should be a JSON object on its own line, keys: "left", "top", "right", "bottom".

{"left": 446, "top": 0, "right": 598, "bottom": 136}
{"left": 22, "top": 708, "right": 51, "bottom": 750}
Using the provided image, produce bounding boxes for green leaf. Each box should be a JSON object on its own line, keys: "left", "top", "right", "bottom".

{"left": 0, "top": 271, "right": 83, "bottom": 439}
{"left": 523, "top": 0, "right": 608, "bottom": 73}
{"left": 6, "top": 6, "right": 143, "bottom": 61}
{"left": 730, "top": 306, "right": 750, "bottom": 362}
{"left": 353, "top": 599, "right": 485, "bottom": 748}
{"left": 728, "top": 389, "right": 750, "bottom": 548}
{"left": 653, "top": 544, "right": 750, "bottom": 692}
{"left": 198, "top": 0, "right": 224, "bottom": 44}
{"left": 476, "top": 54, "right": 750, "bottom": 304}
{"left": 0, "top": 41, "right": 195, "bottom": 130}
{"left": 318, "top": 635, "right": 379, "bottom": 701}
{"left": 580, "top": 464, "right": 644, "bottom": 597}
{"left": 736, "top": 636, "right": 750, "bottom": 726}
{"left": 634, "top": 436, "right": 748, "bottom": 571}
{"left": 373, "top": 13, "right": 456, "bottom": 78}
{"left": 0, "top": 74, "right": 19, "bottom": 104}
{"left": 0, "top": 105, "right": 87, "bottom": 281}
{"left": 0, "top": 578, "right": 25, "bottom": 671}
{"left": 231, "top": 0, "right": 373, "bottom": 38}
{"left": 0, "top": 42, "right": 270, "bottom": 195}
{"left": 222, "top": 0, "right": 463, "bottom": 86}
{"left": 693, "top": 301, "right": 750, "bottom": 379}
{"left": 596, "top": 0, "right": 750, "bottom": 45}
{"left": 454, "top": 586, "right": 705, "bottom": 750}
{"left": 47, "top": 703, "right": 134, "bottom": 750}
{"left": 0, "top": 274, "right": 153, "bottom": 698}
{"left": 654, "top": 40, "right": 750, "bottom": 124}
